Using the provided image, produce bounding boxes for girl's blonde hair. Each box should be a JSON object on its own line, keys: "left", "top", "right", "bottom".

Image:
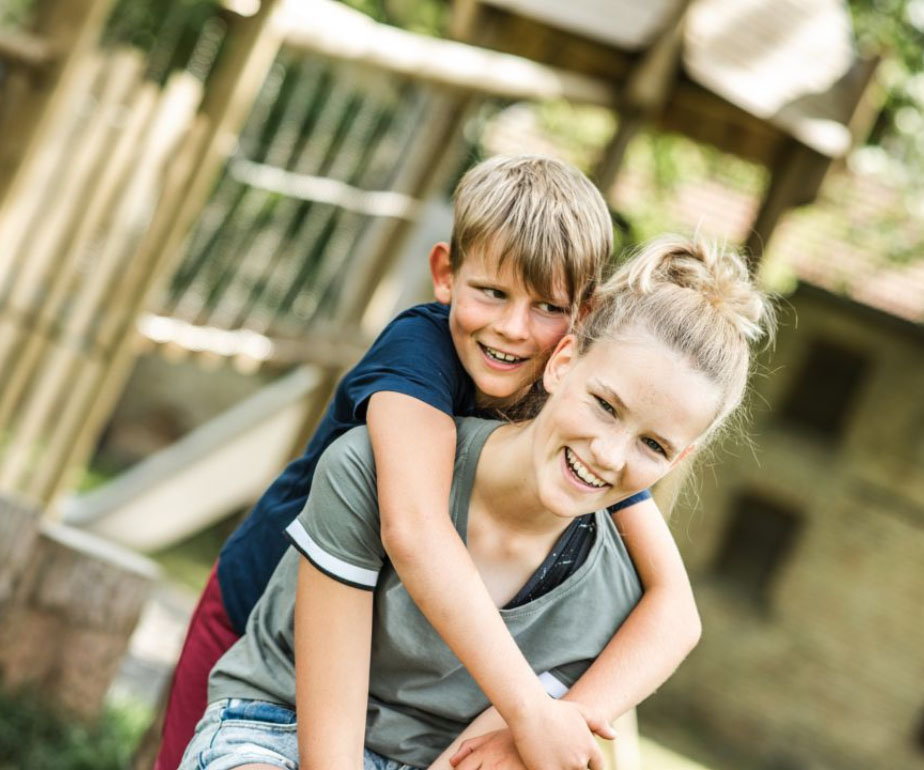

{"left": 576, "top": 235, "right": 775, "bottom": 438}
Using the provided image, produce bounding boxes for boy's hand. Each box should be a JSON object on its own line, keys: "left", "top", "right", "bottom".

{"left": 507, "top": 698, "right": 614, "bottom": 770}
{"left": 449, "top": 729, "right": 525, "bottom": 769}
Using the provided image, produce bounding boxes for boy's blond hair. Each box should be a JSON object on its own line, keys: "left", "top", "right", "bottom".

{"left": 450, "top": 155, "right": 613, "bottom": 310}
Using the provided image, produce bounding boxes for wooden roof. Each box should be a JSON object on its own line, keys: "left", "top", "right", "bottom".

{"left": 479, "top": 0, "right": 862, "bottom": 157}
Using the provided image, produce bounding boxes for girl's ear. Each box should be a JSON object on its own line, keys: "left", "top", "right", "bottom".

{"left": 429, "top": 242, "right": 453, "bottom": 305}
{"left": 543, "top": 335, "right": 577, "bottom": 395}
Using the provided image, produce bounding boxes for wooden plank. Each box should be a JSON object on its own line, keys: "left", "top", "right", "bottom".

{"left": 745, "top": 140, "right": 830, "bottom": 270}
{"left": 0, "top": 51, "right": 148, "bottom": 432}
{"left": 0, "top": 73, "right": 202, "bottom": 492}
{"left": 0, "top": 30, "right": 55, "bottom": 68}
{"left": 0, "top": 0, "right": 115, "bottom": 207}
{"left": 279, "top": 0, "right": 617, "bottom": 108}
{"left": 35, "top": 3, "right": 285, "bottom": 503}
{"left": 0, "top": 52, "right": 104, "bottom": 297}
{"left": 0, "top": 75, "right": 159, "bottom": 436}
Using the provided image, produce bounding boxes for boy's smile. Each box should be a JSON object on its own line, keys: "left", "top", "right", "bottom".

{"left": 430, "top": 243, "right": 572, "bottom": 407}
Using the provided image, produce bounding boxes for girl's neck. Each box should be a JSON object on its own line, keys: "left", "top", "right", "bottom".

{"left": 466, "top": 421, "right": 575, "bottom": 607}
{"left": 469, "top": 421, "right": 569, "bottom": 538}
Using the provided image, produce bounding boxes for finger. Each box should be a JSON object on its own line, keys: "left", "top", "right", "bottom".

{"left": 587, "top": 741, "right": 605, "bottom": 770}
{"left": 575, "top": 704, "right": 617, "bottom": 741}
{"left": 590, "top": 720, "right": 617, "bottom": 740}
{"left": 450, "top": 735, "right": 490, "bottom": 766}
{"left": 453, "top": 752, "right": 483, "bottom": 770}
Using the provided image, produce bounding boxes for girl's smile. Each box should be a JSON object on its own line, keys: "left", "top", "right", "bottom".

{"left": 529, "top": 330, "right": 723, "bottom": 519}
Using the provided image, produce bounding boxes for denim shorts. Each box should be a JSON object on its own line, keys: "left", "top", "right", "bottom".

{"left": 179, "top": 699, "right": 418, "bottom": 770}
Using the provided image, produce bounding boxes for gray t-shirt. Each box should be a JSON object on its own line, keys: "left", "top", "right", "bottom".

{"left": 208, "top": 418, "right": 644, "bottom": 767}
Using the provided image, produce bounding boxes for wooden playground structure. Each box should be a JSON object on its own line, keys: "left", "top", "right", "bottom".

{"left": 0, "top": 0, "right": 883, "bottom": 766}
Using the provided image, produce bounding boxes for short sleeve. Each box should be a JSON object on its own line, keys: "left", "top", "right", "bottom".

{"left": 607, "top": 489, "right": 651, "bottom": 514}
{"left": 284, "top": 427, "right": 386, "bottom": 590}
{"left": 341, "top": 307, "right": 471, "bottom": 422}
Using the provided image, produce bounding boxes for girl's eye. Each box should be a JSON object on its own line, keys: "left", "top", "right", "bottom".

{"left": 643, "top": 437, "right": 667, "bottom": 457}
{"left": 594, "top": 396, "right": 615, "bottom": 416}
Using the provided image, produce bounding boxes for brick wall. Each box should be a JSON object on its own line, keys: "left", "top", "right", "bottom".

{"left": 643, "top": 285, "right": 924, "bottom": 770}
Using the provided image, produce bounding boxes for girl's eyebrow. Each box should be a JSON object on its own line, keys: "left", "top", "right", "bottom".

{"left": 592, "top": 380, "right": 678, "bottom": 456}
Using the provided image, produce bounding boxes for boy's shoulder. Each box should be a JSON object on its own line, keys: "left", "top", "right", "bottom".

{"left": 378, "top": 301, "right": 450, "bottom": 336}
{"left": 364, "top": 302, "right": 453, "bottom": 360}
{"left": 333, "top": 302, "right": 475, "bottom": 423}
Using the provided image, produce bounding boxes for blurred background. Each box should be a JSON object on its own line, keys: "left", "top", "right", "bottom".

{"left": 0, "top": 1, "right": 921, "bottom": 768}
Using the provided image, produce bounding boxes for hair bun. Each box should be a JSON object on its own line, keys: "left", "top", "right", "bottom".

{"left": 618, "top": 235, "right": 774, "bottom": 345}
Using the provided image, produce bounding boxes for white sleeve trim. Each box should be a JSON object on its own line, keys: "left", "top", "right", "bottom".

{"left": 285, "top": 519, "right": 380, "bottom": 588}
{"left": 538, "top": 671, "right": 569, "bottom": 699}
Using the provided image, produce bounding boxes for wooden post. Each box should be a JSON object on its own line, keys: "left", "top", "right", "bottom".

{"left": 37, "top": 0, "right": 285, "bottom": 505}
{"left": 0, "top": 51, "right": 148, "bottom": 432}
{"left": 744, "top": 140, "right": 830, "bottom": 272}
{"left": 593, "top": 1, "right": 690, "bottom": 193}
{"left": 0, "top": 0, "right": 115, "bottom": 207}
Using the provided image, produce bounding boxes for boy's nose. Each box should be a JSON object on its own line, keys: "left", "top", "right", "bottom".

{"left": 495, "top": 302, "right": 531, "bottom": 341}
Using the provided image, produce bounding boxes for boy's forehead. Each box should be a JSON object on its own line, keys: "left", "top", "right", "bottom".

{"left": 464, "top": 243, "right": 570, "bottom": 302}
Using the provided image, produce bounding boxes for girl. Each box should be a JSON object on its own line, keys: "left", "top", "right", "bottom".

{"left": 179, "top": 235, "right": 774, "bottom": 770}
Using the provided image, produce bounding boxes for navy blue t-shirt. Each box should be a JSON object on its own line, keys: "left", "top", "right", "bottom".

{"left": 217, "top": 302, "right": 650, "bottom": 634}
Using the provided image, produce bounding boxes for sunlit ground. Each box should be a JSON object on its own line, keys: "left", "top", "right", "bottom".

{"left": 640, "top": 737, "right": 715, "bottom": 770}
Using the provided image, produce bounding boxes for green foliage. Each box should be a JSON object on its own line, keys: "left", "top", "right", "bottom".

{"left": 0, "top": 689, "right": 149, "bottom": 770}
{"left": 0, "top": 0, "right": 33, "bottom": 30}
{"left": 849, "top": 0, "right": 924, "bottom": 180}
{"left": 338, "top": 0, "right": 450, "bottom": 36}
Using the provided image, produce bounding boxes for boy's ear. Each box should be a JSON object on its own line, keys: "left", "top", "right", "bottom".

{"left": 576, "top": 296, "right": 595, "bottom": 322}
{"left": 671, "top": 443, "right": 696, "bottom": 469}
{"left": 429, "top": 242, "right": 453, "bottom": 305}
{"left": 542, "top": 335, "right": 577, "bottom": 395}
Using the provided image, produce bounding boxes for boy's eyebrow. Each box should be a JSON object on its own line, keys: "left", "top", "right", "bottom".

{"left": 593, "top": 380, "right": 678, "bottom": 456}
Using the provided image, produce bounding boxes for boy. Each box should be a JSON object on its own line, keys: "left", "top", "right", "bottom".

{"left": 156, "top": 155, "right": 700, "bottom": 770}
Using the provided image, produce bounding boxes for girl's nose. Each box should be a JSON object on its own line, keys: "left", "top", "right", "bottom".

{"left": 591, "top": 431, "right": 629, "bottom": 476}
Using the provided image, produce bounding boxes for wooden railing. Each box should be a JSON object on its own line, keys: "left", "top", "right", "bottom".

{"left": 0, "top": 0, "right": 619, "bottom": 506}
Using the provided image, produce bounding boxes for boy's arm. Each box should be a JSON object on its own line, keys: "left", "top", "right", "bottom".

{"left": 445, "top": 496, "right": 700, "bottom": 769}
{"left": 367, "top": 391, "right": 610, "bottom": 770}
{"left": 562, "top": 495, "right": 701, "bottom": 722}
{"left": 295, "top": 557, "right": 373, "bottom": 770}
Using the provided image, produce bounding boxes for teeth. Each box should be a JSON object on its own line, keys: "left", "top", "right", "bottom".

{"left": 565, "top": 448, "right": 608, "bottom": 488}
{"left": 483, "top": 345, "right": 523, "bottom": 363}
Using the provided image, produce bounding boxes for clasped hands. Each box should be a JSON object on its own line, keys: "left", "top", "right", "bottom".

{"left": 442, "top": 698, "right": 615, "bottom": 770}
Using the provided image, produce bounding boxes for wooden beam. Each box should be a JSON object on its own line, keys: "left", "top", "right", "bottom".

{"left": 0, "top": 0, "right": 115, "bottom": 207}
{"left": 593, "top": 0, "right": 690, "bottom": 192}
{"left": 745, "top": 139, "right": 830, "bottom": 271}
{"left": 280, "top": 0, "right": 617, "bottom": 108}
{"left": 0, "top": 31, "right": 55, "bottom": 68}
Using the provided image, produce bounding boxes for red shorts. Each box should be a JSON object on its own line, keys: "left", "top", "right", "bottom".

{"left": 154, "top": 564, "right": 240, "bottom": 770}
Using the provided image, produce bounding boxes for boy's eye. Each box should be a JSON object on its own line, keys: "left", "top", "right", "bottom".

{"left": 643, "top": 437, "right": 667, "bottom": 457}
{"left": 481, "top": 287, "right": 505, "bottom": 300}
{"left": 537, "top": 301, "right": 567, "bottom": 314}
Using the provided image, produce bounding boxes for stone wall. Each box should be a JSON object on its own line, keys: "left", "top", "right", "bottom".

{"left": 643, "top": 284, "right": 924, "bottom": 770}
{"left": 0, "top": 495, "right": 158, "bottom": 721}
